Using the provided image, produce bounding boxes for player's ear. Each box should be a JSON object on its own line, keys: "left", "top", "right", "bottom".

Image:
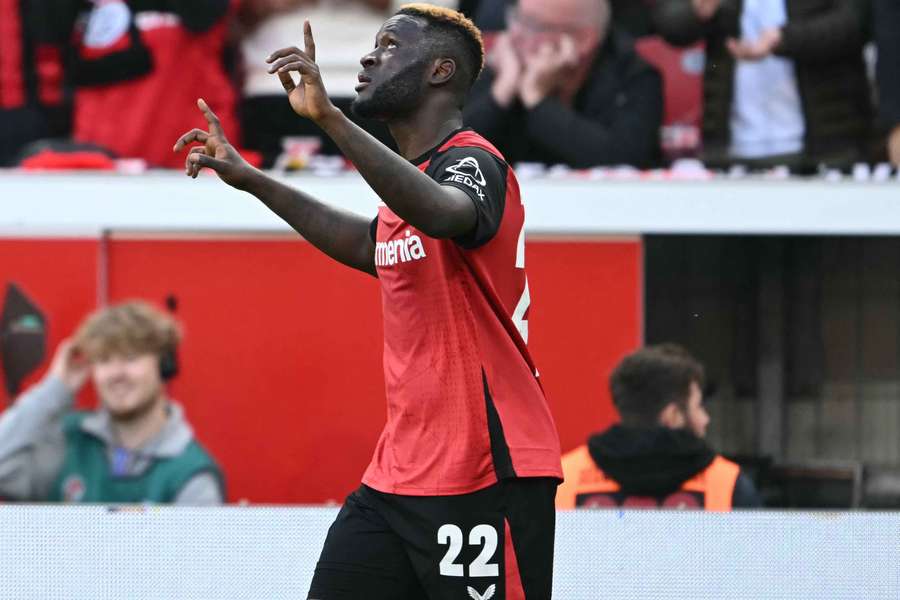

{"left": 430, "top": 58, "right": 456, "bottom": 86}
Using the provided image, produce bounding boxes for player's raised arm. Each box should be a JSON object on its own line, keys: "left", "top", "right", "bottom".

{"left": 173, "top": 99, "right": 376, "bottom": 276}
{"left": 267, "top": 20, "right": 478, "bottom": 240}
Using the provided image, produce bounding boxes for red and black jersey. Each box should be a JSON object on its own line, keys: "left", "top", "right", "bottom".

{"left": 364, "top": 128, "right": 562, "bottom": 496}
{"left": 67, "top": 0, "right": 237, "bottom": 168}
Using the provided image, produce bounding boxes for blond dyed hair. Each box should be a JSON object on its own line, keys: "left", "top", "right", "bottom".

{"left": 74, "top": 301, "right": 181, "bottom": 361}
{"left": 397, "top": 4, "right": 485, "bottom": 86}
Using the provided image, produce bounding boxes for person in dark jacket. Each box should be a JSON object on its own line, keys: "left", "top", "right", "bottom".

{"left": 874, "top": 0, "right": 900, "bottom": 165}
{"left": 464, "top": 0, "right": 663, "bottom": 168}
{"left": 557, "top": 344, "right": 762, "bottom": 510}
{"left": 653, "top": 0, "right": 872, "bottom": 170}
{"left": 0, "top": 1, "right": 68, "bottom": 166}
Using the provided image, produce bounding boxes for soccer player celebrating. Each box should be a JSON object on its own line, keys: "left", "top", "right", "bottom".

{"left": 174, "top": 5, "right": 561, "bottom": 598}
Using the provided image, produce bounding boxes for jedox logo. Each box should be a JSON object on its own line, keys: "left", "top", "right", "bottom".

{"left": 443, "top": 156, "right": 486, "bottom": 202}
{"left": 375, "top": 229, "right": 427, "bottom": 267}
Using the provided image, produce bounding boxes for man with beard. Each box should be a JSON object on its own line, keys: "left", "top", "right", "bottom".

{"left": 173, "top": 4, "right": 561, "bottom": 599}
{"left": 0, "top": 301, "right": 223, "bottom": 504}
{"left": 556, "top": 344, "right": 761, "bottom": 510}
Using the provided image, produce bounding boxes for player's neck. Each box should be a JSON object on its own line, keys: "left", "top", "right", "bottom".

{"left": 387, "top": 103, "right": 463, "bottom": 161}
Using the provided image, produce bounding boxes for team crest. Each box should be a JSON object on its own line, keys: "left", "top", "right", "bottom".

{"left": 61, "top": 474, "right": 86, "bottom": 502}
{"left": 467, "top": 584, "right": 496, "bottom": 600}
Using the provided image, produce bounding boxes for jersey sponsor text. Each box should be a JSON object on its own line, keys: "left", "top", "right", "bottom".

{"left": 375, "top": 229, "right": 427, "bottom": 267}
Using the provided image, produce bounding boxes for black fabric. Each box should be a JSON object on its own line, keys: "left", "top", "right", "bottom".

{"left": 368, "top": 217, "right": 379, "bottom": 244}
{"left": 309, "top": 480, "right": 557, "bottom": 600}
{"left": 587, "top": 425, "right": 716, "bottom": 497}
{"left": 425, "top": 146, "right": 508, "bottom": 249}
{"left": 732, "top": 470, "right": 764, "bottom": 508}
{"left": 463, "top": 28, "right": 663, "bottom": 169}
{"left": 483, "top": 371, "right": 516, "bottom": 480}
{"left": 653, "top": 0, "right": 872, "bottom": 168}
{"left": 72, "top": 18, "right": 153, "bottom": 87}
{"left": 875, "top": 0, "right": 900, "bottom": 128}
{"left": 0, "top": 0, "right": 71, "bottom": 166}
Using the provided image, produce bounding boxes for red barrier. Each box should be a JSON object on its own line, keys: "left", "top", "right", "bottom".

{"left": 1, "top": 235, "right": 641, "bottom": 503}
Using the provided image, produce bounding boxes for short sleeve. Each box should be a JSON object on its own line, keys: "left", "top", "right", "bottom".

{"left": 426, "top": 146, "right": 508, "bottom": 249}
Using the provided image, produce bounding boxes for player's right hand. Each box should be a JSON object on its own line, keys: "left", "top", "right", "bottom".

{"left": 48, "top": 339, "right": 90, "bottom": 394}
{"left": 173, "top": 99, "right": 253, "bottom": 190}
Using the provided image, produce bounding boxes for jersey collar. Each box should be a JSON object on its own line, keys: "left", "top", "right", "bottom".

{"left": 409, "top": 127, "right": 473, "bottom": 166}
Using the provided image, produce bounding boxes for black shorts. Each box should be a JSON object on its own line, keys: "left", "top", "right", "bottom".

{"left": 308, "top": 477, "right": 557, "bottom": 600}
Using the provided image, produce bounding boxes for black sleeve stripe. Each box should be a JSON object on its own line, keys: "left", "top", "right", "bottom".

{"left": 369, "top": 216, "right": 378, "bottom": 243}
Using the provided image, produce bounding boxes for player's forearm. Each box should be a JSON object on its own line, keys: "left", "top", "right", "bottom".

{"left": 317, "top": 112, "right": 474, "bottom": 238}
{"left": 244, "top": 169, "right": 376, "bottom": 275}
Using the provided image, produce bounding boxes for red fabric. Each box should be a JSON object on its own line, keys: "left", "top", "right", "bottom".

{"left": 73, "top": 9, "right": 238, "bottom": 168}
{"left": 20, "top": 150, "right": 115, "bottom": 170}
{"left": 35, "top": 45, "right": 64, "bottom": 106}
{"left": 503, "top": 519, "right": 526, "bottom": 600}
{"left": 634, "top": 36, "right": 704, "bottom": 127}
{"left": 0, "top": 0, "right": 25, "bottom": 109}
{"left": 362, "top": 130, "right": 562, "bottom": 496}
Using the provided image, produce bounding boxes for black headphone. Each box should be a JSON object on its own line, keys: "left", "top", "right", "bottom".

{"left": 159, "top": 294, "right": 180, "bottom": 381}
{"left": 159, "top": 346, "right": 179, "bottom": 381}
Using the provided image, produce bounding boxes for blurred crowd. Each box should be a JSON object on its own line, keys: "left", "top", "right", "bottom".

{"left": 1, "top": 0, "right": 898, "bottom": 172}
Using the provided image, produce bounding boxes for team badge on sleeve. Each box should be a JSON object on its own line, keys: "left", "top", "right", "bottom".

{"left": 443, "top": 157, "right": 487, "bottom": 201}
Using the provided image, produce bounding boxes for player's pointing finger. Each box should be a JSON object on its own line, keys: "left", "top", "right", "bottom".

{"left": 304, "top": 20, "right": 316, "bottom": 62}
{"left": 197, "top": 98, "right": 224, "bottom": 137}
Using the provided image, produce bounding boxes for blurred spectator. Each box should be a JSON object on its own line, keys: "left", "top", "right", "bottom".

{"left": 0, "top": 302, "right": 223, "bottom": 504}
{"left": 239, "top": 0, "right": 456, "bottom": 166}
{"left": 654, "top": 0, "right": 872, "bottom": 170}
{"left": 556, "top": 344, "right": 762, "bottom": 510}
{"left": 473, "top": 0, "right": 657, "bottom": 37}
{"left": 874, "top": 0, "right": 900, "bottom": 166}
{"left": 463, "top": 0, "right": 663, "bottom": 169}
{"left": 42, "top": 0, "right": 238, "bottom": 169}
{"left": 0, "top": 1, "right": 68, "bottom": 166}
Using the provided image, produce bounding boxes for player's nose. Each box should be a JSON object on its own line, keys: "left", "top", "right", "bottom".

{"left": 360, "top": 52, "right": 377, "bottom": 69}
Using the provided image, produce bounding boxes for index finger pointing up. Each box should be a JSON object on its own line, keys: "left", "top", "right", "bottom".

{"left": 197, "top": 98, "right": 224, "bottom": 137}
{"left": 304, "top": 20, "right": 316, "bottom": 63}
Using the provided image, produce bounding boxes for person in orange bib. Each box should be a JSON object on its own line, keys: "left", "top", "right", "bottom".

{"left": 557, "top": 344, "right": 762, "bottom": 511}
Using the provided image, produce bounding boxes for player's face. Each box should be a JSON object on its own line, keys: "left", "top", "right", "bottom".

{"left": 353, "top": 15, "right": 431, "bottom": 120}
{"left": 92, "top": 352, "right": 164, "bottom": 422}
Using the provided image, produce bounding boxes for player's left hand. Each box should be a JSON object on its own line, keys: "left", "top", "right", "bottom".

{"left": 726, "top": 28, "right": 782, "bottom": 61}
{"left": 519, "top": 34, "right": 578, "bottom": 109}
{"left": 266, "top": 20, "right": 341, "bottom": 124}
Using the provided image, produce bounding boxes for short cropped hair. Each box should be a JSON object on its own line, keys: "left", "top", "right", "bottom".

{"left": 610, "top": 344, "right": 705, "bottom": 428}
{"left": 74, "top": 301, "right": 181, "bottom": 361}
{"left": 396, "top": 4, "right": 485, "bottom": 97}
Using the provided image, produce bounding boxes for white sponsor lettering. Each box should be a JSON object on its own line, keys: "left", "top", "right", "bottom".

{"left": 443, "top": 157, "right": 487, "bottom": 202}
{"left": 375, "top": 229, "right": 427, "bottom": 267}
{"left": 446, "top": 156, "right": 486, "bottom": 186}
